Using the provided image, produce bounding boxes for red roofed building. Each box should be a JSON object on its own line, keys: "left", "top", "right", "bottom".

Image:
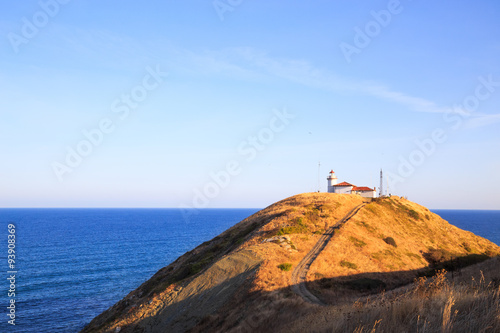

{"left": 326, "top": 170, "right": 376, "bottom": 198}
{"left": 332, "top": 181, "right": 354, "bottom": 194}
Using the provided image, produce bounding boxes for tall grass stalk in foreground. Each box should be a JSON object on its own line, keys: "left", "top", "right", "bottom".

{"left": 330, "top": 270, "right": 500, "bottom": 333}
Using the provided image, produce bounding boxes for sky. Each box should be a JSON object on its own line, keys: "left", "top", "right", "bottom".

{"left": 1, "top": 0, "right": 499, "bottom": 209}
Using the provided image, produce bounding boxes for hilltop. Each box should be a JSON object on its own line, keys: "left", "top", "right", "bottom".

{"left": 81, "top": 193, "right": 500, "bottom": 333}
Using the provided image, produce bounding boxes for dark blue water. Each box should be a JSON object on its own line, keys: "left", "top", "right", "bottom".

{"left": 0, "top": 208, "right": 258, "bottom": 333}
{"left": 0, "top": 208, "right": 498, "bottom": 332}
{"left": 432, "top": 210, "right": 500, "bottom": 246}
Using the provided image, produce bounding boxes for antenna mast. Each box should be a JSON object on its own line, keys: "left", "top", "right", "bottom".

{"left": 379, "top": 169, "right": 384, "bottom": 197}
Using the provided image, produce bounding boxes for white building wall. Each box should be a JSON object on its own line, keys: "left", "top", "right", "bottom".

{"left": 356, "top": 190, "right": 376, "bottom": 198}
{"left": 327, "top": 184, "right": 338, "bottom": 193}
{"left": 334, "top": 186, "right": 353, "bottom": 194}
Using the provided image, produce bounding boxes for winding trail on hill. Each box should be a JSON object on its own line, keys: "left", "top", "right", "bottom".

{"left": 291, "top": 203, "right": 367, "bottom": 305}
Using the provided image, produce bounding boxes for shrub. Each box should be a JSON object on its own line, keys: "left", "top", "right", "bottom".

{"left": 306, "top": 208, "right": 321, "bottom": 224}
{"left": 277, "top": 217, "right": 308, "bottom": 235}
{"left": 358, "top": 221, "right": 377, "bottom": 233}
{"left": 408, "top": 209, "right": 420, "bottom": 220}
{"left": 383, "top": 237, "right": 397, "bottom": 247}
{"left": 406, "top": 252, "right": 424, "bottom": 263}
{"left": 349, "top": 236, "right": 367, "bottom": 248}
{"left": 485, "top": 249, "right": 497, "bottom": 257}
{"left": 278, "top": 263, "right": 292, "bottom": 271}
{"left": 423, "top": 249, "right": 490, "bottom": 271}
{"left": 462, "top": 242, "right": 472, "bottom": 252}
{"left": 340, "top": 260, "right": 357, "bottom": 270}
{"left": 423, "top": 248, "right": 454, "bottom": 266}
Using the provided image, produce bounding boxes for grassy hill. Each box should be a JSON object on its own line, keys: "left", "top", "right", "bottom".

{"left": 81, "top": 193, "right": 500, "bottom": 333}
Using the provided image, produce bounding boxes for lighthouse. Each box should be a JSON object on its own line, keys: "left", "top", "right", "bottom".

{"left": 326, "top": 169, "right": 376, "bottom": 198}
{"left": 327, "top": 170, "right": 338, "bottom": 193}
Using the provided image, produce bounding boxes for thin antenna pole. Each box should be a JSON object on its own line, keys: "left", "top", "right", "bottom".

{"left": 379, "top": 169, "right": 384, "bottom": 197}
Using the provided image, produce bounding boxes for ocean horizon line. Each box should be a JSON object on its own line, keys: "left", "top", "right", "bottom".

{"left": 0, "top": 207, "right": 499, "bottom": 211}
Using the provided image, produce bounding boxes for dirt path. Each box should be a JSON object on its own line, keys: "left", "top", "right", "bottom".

{"left": 291, "top": 203, "right": 367, "bottom": 305}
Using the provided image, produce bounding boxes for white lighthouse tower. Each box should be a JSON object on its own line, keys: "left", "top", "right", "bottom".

{"left": 327, "top": 170, "right": 338, "bottom": 193}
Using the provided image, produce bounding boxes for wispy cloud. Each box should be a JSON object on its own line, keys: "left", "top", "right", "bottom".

{"left": 463, "top": 112, "right": 500, "bottom": 129}
{"left": 193, "top": 47, "right": 500, "bottom": 129}
{"left": 360, "top": 84, "right": 445, "bottom": 113}
{"left": 191, "top": 47, "right": 450, "bottom": 114}
{"left": 23, "top": 26, "right": 497, "bottom": 129}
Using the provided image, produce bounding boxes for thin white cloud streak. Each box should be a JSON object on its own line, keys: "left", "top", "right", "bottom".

{"left": 463, "top": 112, "right": 500, "bottom": 129}
{"left": 22, "top": 26, "right": 497, "bottom": 128}
{"left": 186, "top": 47, "right": 499, "bottom": 128}
{"left": 177, "top": 47, "right": 453, "bottom": 114}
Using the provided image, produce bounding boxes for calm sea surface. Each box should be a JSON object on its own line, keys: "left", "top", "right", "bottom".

{"left": 0, "top": 209, "right": 258, "bottom": 332}
{"left": 0, "top": 208, "right": 498, "bottom": 332}
{"left": 431, "top": 210, "right": 500, "bottom": 246}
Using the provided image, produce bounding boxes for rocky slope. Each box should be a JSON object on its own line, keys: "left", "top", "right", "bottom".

{"left": 81, "top": 193, "right": 500, "bottom": 333}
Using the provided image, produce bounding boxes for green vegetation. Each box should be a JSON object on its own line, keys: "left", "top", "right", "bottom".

{"left": 408, "top": 209, "right": 420, "bottom": 220}
{"left": 349, "top": 236, "right": 367, "bottom": 248}
{"left": 277, "top": 217, "right": 308, "bottom": 235}
{"left": 304, "top": 204, "right": 333, "bottom": 228}
{"left": 371, "top": 249, "right": 402, "bottom": 264}
{"left": 278, "top": 263, "right": 292, "bottom": 271}
{"left": 374, "top": 198, "right": 421, "bottom": 220}
{"left": 359, "top": 221, "right": 377, "bottom": 233}
{"left": 383, "top": 236, "right": 397, "bottom": 247}
{"left": 189, "top": 258, "right": 211, "bottom": 275}
{"left": 305, "top": 208, "right": 320, "bottom": 225}
{"left": 462, "top": 242, "right": 472, "bottom": 252}
{"left": 406, "top": 252, "right": 425, "bottom": 264}
{"left": 340, "top": 260, "right": 358, "bottom": 270}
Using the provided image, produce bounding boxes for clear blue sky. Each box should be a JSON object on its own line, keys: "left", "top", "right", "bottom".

{"left": 1, "top": 0, "right": 499, "bottom": 209}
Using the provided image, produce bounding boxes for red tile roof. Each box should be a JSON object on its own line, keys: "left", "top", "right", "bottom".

{"left": 353, "top": 186, "right": 375, "bottom": 191}
{"left": 333, "top": 182, "right": 354, "bottom": 187}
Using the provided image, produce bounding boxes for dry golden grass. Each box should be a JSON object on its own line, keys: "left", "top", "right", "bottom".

{"left": 244, "top": 193, "right": 366, "bottom": 293}
{"left": 307, "top": 196, "right": 499, "bottom": 303}
{"left": 194, "top": 194, "right": 499, "bottom": 333}
{"left": 82, "top": 193, "right": 500, "bottom": 333}
{"left": 285, "top": 257, "right": 500, "bottom": 333}
{"left": 329, "top": 282, "right": 500, "bottom": 333}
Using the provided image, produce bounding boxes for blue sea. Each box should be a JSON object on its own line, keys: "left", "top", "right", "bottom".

{"left": 0, "top": 208, "right": 498, "bottom": 332}
{"left": 0, "top": 209, "right": 258, "bottom": 333}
